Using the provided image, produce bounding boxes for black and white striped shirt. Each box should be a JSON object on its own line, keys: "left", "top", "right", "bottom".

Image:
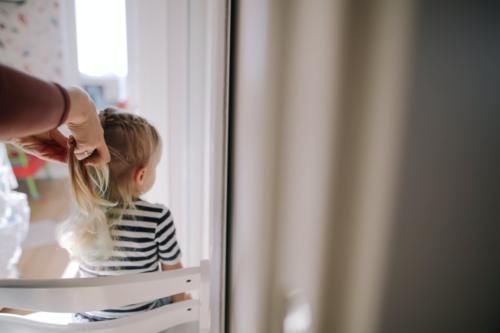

{"left": 77, "top": 200, "right": 181, "bottom": 321}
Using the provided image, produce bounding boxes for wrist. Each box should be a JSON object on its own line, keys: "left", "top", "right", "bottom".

{"left": 65, "top": 87, "right": 94, "bottom": 125}
{"left": 53, "top": 83, "right": 71, "bottom": 127}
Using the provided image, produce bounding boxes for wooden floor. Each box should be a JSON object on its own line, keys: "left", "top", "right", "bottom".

{"left": 1, "top": 178, "right": 71, "bottom": 314}
{"left": 17, "top": 178, "right": 72, "bottom": 279}
{"left": 27, "top": 178, "right": 72, "bottom": 224}
{"left": 1, "top": 178, "right": 72, "bottom": 314}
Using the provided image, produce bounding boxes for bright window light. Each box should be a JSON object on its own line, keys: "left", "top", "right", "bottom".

{"left": 75, "top": 0, "right": 128, "bottom": 77}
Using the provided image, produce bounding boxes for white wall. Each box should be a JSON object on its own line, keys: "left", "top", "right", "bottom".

{"left": 126, "top": 0, "right": 210, "bottom": 267}
{"left": 0, "top": 1, "right": 68, "bottom": 82}
{"left": 126, "top": 3, "right": 229, "bottom": 330}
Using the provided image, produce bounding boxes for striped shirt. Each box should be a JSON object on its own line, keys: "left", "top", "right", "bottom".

{"left": 76, "top": 200, "right": 181, "bottom": 321}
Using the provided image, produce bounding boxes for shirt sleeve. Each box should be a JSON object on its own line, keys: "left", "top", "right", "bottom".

{"left": 0, "top": 64, "right": 70, "bottom": 140}
{"left": 155, "top": 207, "right": 182, "bottom": 265}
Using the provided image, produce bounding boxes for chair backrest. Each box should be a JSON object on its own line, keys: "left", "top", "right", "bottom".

{"left": 0, "top": 260, "right": 210, "bottom": 333}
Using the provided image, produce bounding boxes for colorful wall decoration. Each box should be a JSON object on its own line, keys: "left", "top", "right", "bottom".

{"left": 0, "top": 1, "right": 65, "bottom": 82}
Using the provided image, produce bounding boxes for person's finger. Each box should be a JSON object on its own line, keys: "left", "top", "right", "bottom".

{"left": 43, "top": 150, "right": 68, "bottom": 163}
{"left": 49, "top": 129, "right": 69, "bottom": 148}
{"left": 74, "top": 150, "right": 92, "bottom": 160}
{"left": 73, "top": 143, "right": 93, "bottom": 155}
{"left": 72, "top": 138, "right": 96, "bottom": 160}
{"left": 83, "top": 152, "right": 102, "bottom": 165}
{"left": 84, "top": 145, "right": 109, "bottom": 165}
{"left": 26, "top": 142, "right": 67, "bottom": 164}
{"left": 12, "top": 133, "right": 68, "bottom": 164}
{"left": 96, "top": 142, "right": 111, "bottom": 164}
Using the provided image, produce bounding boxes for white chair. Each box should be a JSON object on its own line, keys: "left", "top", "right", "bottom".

{"left": 0, "top": 261, "right": 210, "bottom": 333}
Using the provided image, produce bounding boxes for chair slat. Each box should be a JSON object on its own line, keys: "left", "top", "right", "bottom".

{"left": 0, "top": 267, "right": 200, "bottom": 312}
{"left": 0, "top": 300, "right": 199, "bottom": 333}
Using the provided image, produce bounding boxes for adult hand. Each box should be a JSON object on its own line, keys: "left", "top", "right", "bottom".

{"left": 65, "top": 87, "right": 110, "bottom": 165}
{"left": 11, "top": 87, "right": 110, "bottom": 165}
{"left": 11, "top": 129, "right": 69, "bottom": 163}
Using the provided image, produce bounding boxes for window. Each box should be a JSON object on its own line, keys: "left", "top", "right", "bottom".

{"left": 74, "top": 0, "right": 128, "bottom": 77}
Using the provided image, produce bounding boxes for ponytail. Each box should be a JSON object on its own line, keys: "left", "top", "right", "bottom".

{"left": 59, "top": 108, "right": 160, "bottom": 261}
{"left": 57, "top": 143, "right": 115, "bottom": 260}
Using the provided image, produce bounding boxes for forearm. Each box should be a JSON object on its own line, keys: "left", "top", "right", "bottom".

{"left": 0, "top": 64, "right": 70, "bottom": 140}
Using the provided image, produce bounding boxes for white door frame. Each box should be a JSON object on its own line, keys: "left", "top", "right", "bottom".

{"left": 126, "top": 1, "right": 230, "bottom": 331}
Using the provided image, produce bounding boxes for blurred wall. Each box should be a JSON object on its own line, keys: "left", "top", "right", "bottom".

{"left": 126, "top": 0, "right": 213, "bottom": 267}
{"left": 379, "top": 1, "right": 500, "bottom": 332}
{"left": 0, "top": 1, "right": 67, "bottom": 82}
{"left": 229, "top": 1, "right": 500, "bottom": 332}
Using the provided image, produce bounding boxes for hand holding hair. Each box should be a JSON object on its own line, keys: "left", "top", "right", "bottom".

{"left": 0, "top": 64, "right": 110, "bottom": 165}
{"left": 11, "top": 87, "right": 110, "bottom": 164}
{"left": 65, "top": 87, "right": 110, "bottom": 165}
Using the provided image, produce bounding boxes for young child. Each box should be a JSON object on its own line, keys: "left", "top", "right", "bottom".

{"left": 58, "top": 108, "right": 186, "bottom": 321}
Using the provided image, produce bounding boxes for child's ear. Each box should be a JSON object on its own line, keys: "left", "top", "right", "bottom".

{"left": 134, "top": 166, "right": 146, "bottom": 186}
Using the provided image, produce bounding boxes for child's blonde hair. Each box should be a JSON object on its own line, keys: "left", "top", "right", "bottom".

{"left": 58, "top": 108, "right": 160, "bottom": 260}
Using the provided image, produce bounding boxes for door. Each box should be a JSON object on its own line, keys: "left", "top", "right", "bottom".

{"left": 228, "top": 1, "right": 500, "bottom": 332}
